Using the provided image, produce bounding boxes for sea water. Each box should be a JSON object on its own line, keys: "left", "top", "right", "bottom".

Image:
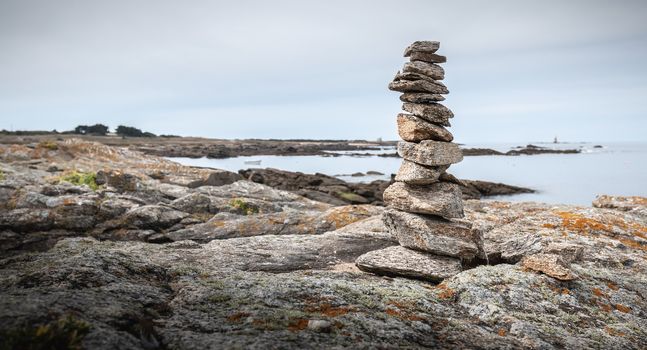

{"left": 170, "top": 142, "right": 647, "bottom": 206}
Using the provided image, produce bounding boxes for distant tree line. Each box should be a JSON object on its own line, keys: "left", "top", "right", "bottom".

{"left": 0, "top": 124, "right": 175, "bottom": 138}
{"left": 74, "top": 124, "right": 109, "bottom": 135}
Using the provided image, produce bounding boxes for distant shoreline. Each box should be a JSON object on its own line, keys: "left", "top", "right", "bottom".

{"left": 0, "top": 133, "right": 581, "bottom": 159}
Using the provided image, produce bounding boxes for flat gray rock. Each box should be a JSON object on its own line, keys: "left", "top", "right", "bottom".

{"left": 383, "top": 181, "right": 464, "bottom": 218}
{"left": 402, "top": 103, "right": 454, "bottom": 126}
{"left": 394, "top": 160, "right": 447, "bottom": 185}
{"left": 410, "top": 51, "right": 447, "bottom": 63}
{"left": 383, "top": 209, "right": 479, "bottom": 259}
{"left": 403, "top": 61, "right": 445, "bottom": 80}
{"left": 355, "top": 245, "right": 461, "bottom": 282}
{"left": 397, "top": 113, "right": 453, "bottom": 142}
{"left": 404, "top": 41, "right": 440, "bottom": 57}
{"left": 388, "top": 80, "right": 449, "bottom": 94}
{"left": 398, "top": 140, "right": 463, "bottom": 166}
{"left": 400, "top": 92, "right": 445, "bottom": 103}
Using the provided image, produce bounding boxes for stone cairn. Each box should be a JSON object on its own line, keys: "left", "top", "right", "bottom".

{"left": 355, "top": 41, "right": 482, "bottom": 282}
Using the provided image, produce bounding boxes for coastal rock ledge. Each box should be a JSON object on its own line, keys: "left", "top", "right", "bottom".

{"left": 0, "top": 140, "right": 646, "bottom": 349}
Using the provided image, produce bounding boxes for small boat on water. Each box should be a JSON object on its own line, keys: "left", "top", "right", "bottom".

{"left": 244, "top": 160, "right": 262, "bottom": 165}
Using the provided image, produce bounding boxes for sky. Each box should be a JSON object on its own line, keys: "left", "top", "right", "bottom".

{"left": 1, "top": 0, "right": 647, "bottom": 143}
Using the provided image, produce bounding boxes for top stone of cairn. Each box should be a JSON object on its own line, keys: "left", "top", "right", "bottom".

{"left": 404, "top": 41, "right": 440, "bottom": 57}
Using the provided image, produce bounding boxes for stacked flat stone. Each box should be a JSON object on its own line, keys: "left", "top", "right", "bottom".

{"left": 355, "top": 41, "right": 481, "bottom": 282}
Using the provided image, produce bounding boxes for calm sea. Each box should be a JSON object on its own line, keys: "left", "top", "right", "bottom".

{"left": 170, "top": 142, "right": 647, "bottom": 206}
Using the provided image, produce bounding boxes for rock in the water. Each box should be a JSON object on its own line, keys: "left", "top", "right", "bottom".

{"left": 397, "top": 113, "right": 453, "bottom": 142}
{"left": 402, "top": 103, "right": 453, "bottom": 126}
{"left": 355, "top": 245, "right": 461, "bottom": 282}
{"left": 383, "top": 181, "right": 464, "bottom": 218}
{"left": 400, "top": 92, "right": 445, "bottom": 103}
{"left": 383, "top": 209, "right": 479, "bottom": 258}
{"left": 398, "top": 140, "right": 463, "bottom": 166}
{"left": 395, "top": 160, "right": 447, "bottom": 185}
{"left": 388, "top": 79, "right": 449, "bottom": 94}
{"left": 403, "top": 61, "right": 445, "bottom": 80}
{"left": 410, "top": 51, "right": 447, "bottom": 63}
{"left": 521, "top": 253, "right": 577, "bottom": 281}
{"left": 404, "top": 41, "right": 440, "bottom": 57}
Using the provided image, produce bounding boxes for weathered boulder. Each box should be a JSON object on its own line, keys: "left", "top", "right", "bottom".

{"left": 120, "top": 205, "right": 188, "bottom": 231}
{"left": 404, "top": 40, "right": 440, "bottom": 56}
{"left": 0, "top": 208, "right": 53, "bottom": 232}
{"left": 402, "top": 61, "right": 445, "bottom": 80}
{"left": 521, "top": 253, "right": 577, "bottom": 281}
{"left": 383, "top": 181, "right": 464, "bottom": 218}
{"left": 593, "top": 195, "right": 647, "bottom": 218}
{"left": 187, "top": 170, "right": 243, "bottom": 188}
{"left": 11, "top": 191, "right": 50, "bottom": 209}
{"left": 399, "top": 92, "right": 445, "bottom": 103}
{"left": 165, "top": 205, "right": 382, "bottom": 242}
{"left": 397, "top": 113, "right": 453, "bottom": 142}
{"left": 355, "top": 245, "right": 462, "bottom": 281}
{"left": 398, "top": 140, "right": 463, "bottom": 166}
{"left": 402, "top": 103, "right": 454, "bottom": 126}
{"left": 96, "top": 170, "right": 140, "bottom": 192}
{"left": 98, "top": 198, "right": 139, "bottom": 219}
{"left": 383, "top": 209, "right": 479, "bottom": 258}
{"left": 394, "top": 160, "right": 447, "bottom": 185}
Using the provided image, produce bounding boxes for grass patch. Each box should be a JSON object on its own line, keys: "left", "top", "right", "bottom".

{"left": 229, "top": 198, "right": 259, "bottom": 215}
{"left": 335, "top": 191, "right": 368, "bottom": 203}
{"left": 0, "top": 170, "right": 4, "bottom": 181}
{"left": 0, "top": 315, "right": 91, "bottom": 350}
{"left": 57, "top": 170, "right": 99, "bottom": 191}
{"left": 38, "top": 141, "right": 59, "bottom": 150}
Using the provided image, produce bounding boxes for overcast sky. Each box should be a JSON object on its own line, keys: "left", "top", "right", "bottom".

{"left": 1, "top": 0, "right": 646, "bottom": 142}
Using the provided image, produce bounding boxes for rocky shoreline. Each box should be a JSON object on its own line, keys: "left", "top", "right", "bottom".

{"left": 239, "top": 168, "right": 534, "bottom": 206}
{"left": 0, "top": 134, "right": 582, "bottom": 159}
{"left": 1, "top": 139, "right": 645, "bottom": 349}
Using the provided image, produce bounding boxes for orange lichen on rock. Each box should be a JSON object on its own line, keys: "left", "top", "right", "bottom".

{"left": 287, "top": 319, "right": 309, "bottom": 332}
{"left": 615, "top": 304, "right": 631, "bottom": 313}
{"left": 592, "top": 287, "right": 608, "bottom": 298}
{"left": 385, "top": 301, "right": 425, "bottom": 321}
{"left": 555, "top": 211, "right": 611, "bottom": 235}
{"left": 322, "top": 205, "right": 371, "bottom": 229}
{"left": 554, "top": 211, "right": 647, "bottom": 250}
{"left": 305, "top": 302, "right": 353, "bottom": 317}
{"left": 436, "top": 283, "right": 457, "bottom": 300}
{"left": 618, "top": 238, "right": 647, "bottom": 252}
{"left": 605, "top": 326, "right": 626, "bottom": 337}
{"left": 606, "top": 282, "right": 619, "bottom": 291}
{"left": 597, "top": 302, "right": 612, "bottom": 312}
{"left": 226, "top": 312, "right": 251, "bottom": 323}
{"left": 497, "top": 328, "right": 507, "bottom": 337}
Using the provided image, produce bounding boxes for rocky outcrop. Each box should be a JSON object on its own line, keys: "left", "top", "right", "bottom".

{"left": 239, "top": 168, "right": 390, "bottom": 205}
{"left": 1, "top": 198, "right": 646, "bottom": 349}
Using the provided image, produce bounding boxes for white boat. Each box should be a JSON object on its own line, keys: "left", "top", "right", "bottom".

{"left": 244, "top": 160, "right": 262, "bottom": 165}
